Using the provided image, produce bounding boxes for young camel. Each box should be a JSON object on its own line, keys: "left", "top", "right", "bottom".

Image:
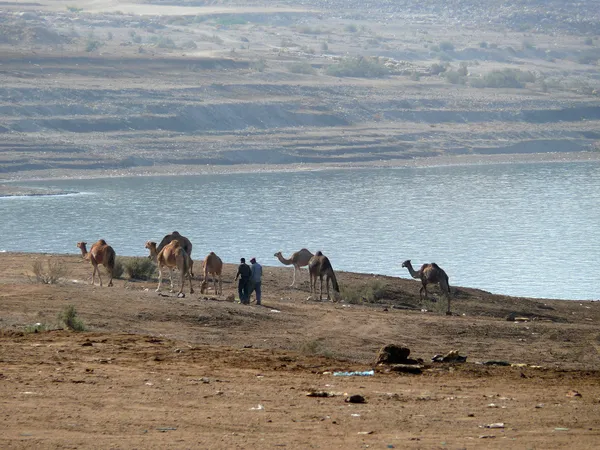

{"left": 200, "top": 252, "right": 223, "bottom": 295}
{"left": 274, "top": 248, "right": 314, "bottom": 287}
{"left": 401, "top": 259, "right": 451, "bottom": 314}
{"left": 146, "top": 240, "right": 194, "bottom": 297}
{"left": 156, "top": 231, "right": 194, "bottom": 277}
{"left": 308, "top": 251, "right": 340, "bottom": 301}
{"left": 76, "top": 240, "right": 116, "bottom": 287}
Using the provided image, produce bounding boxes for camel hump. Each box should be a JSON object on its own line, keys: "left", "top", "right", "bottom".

{"left": 98, "top": 239, "right": 107, "bottom": 245}
{"left": 171, "top": 231, "right": 180, "bottom": 236}
{"left": 431, "top": 262, "right": 440, "bottom": 269}
{"left": 315, "top": 250, "right": 323, "bottom": 256}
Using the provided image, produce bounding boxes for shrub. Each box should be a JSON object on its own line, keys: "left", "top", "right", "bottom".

{"left": 429, "top": 62, "right": 447, "bottom": 75}
{"left": 479, "top": 41, "right": 488, "bottom": 48}
{"left": 24, "top": 323, "right": 49, "bottom": 333}
{"left": 112, "top": 257, "right": 125, "bottom": 279}
{"left": 150, "top": 35, "right": 177, "bottom": 49}
{"left": 470, "top": 68, "right": 536, "bottom": 88}
{"left": 31, "top": 259, "right": 68, "bottom": 284}
{"left": 124, "top": 257, "right": 156, "bottom": 280}
{"left": 85, "top": 39, "right": 103, "bottom": 52}
{"left": 340, "top": 280, "right": 386, "bottom": 304}
{"left": 320, "top": 41, "right": 329, "bottom": 52}
{"left": 288, "top": 61, "right": 315, "bottom": 74}
{"left": 58, "top": 305, "right": 86, "bottom": 332}
{"left": 444, "top": 70, "right": 467, "bottom": 85}
{"left": 584, "top": 37, "right": 594, "bottom": 46}
{"left": 326, "top": 56, "right": 390, "bottom": 78}
{"left": 344, "top": 24, "right": 358, "bottom": 33}
{"left": 66, "top": 5, "right": 82, "bottom": 13}
{"left": 250, "top": 58, "right": 267, "bottom": 72}
{"left": 439, "top": 41, "right": 455, "bottom": 52}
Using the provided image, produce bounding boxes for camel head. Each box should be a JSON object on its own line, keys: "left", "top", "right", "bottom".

{"left": 274, "top": 251, "right": 282, "bottom": 258}
{"left": 145, "top": 241, "right": 158, "bottom": 259}
{"left": 401, "top": 260, "right": 411, "bottom": 268}
{"left": 76, "top": 241, "right": 87, "bottom": 250}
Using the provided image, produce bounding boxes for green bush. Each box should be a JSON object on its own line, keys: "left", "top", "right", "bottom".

{"left": 58, "top": 305, "right": 86, "bottom": 332}
{"left": 149, "top": 35, "right": 177, "bottom": 49}
{"left": 24, "top": 323, "right": 49, "bottom": 333}
{"left": 112, "top": 257, "right": 125, "bottom": 279}
{"left": 326, "top": 56, "right": 390, "bottom": 78}
{"left": 444, "top": 70, "right": 467, "bottom": 85}
{"left": 66, "top": 5, "right": 82, "bottom": 13}
{"left": 85, "top": 39, "right": 103, "bottom": 52}
{"left": 288, "top": 61, "right": 315, "bottom": 74}
{"left": 470, "top": 68, "right": 536, "bottom": 88}
{"left": 344, "top": 24, "right": 358, "bottom": 33}
{"left": 479, "top": 41, "right": 488, "bottom": 48}
{"left": 124, "top": 257, "right": 156, "bottom": 280}
{"left": 429, "top": 62, "right": 447, "bottom": 75}
{"left": 340, "top": 280, "right": 386, "bottom": 304}
{"left": 439, "top": 41, "right": 455, "bottom": 52}
{"left": 250, "top": 58, "right": 267, "bottom": 72}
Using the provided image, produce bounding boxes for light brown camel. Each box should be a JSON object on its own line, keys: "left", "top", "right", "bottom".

{"left": 401, "top": 259, "right": 452, "bottom": 314}
{"left": 76, "top": 239, "right": 116, "bottom": 287}
{"left": 156, "top": 231, "right": 194, "bottom": 277}
{"left": 146, "top": 240, "right": 194, "bottom": 297}
{"left": 200, "top": 251, "right": 223, "bottom": 295}
{"left": 308, "top": 251, "right": 340, "bottom": 301}
{"left": 274, "top": 248, "right": 314, "bottom": 287}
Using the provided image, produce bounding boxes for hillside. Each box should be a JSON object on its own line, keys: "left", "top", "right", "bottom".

{"left": 1, "top": 0, "right": 600, "bottom": 180}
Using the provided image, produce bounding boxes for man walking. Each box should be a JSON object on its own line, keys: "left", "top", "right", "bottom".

{"left": 235, "top": 257, "right": 252, "bottom": 304}
{"left": 249, "top": 257, "right": 263, "bottom": 305}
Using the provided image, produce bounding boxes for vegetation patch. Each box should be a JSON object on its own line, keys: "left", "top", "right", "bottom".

{"left": 326, "top": 56, "right": 390, "bottom": 78}
{"left": 123, "top": 257, "right": 156, "bottom": 280}
{"left": 341, "top": 280, "right": 387, "bottom": 305}
{"left": 58, "top": 305, "right": 86, "bottom": 332}
{"left": 31, "top": 259, "right": 68, "bottom": 284}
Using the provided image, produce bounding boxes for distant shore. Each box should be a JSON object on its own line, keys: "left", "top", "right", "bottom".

{"left": 2, "top": 151, "right": 600, "bottom": 196}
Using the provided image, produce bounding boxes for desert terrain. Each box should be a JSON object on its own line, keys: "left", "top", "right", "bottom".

{"left": 1, "top": 251, "right": 600, "bottom": 449}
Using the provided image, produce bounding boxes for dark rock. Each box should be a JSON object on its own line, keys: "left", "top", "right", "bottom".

{"left": 375, "top": 344, "right": 411, "bottom": 365}
{"left": 345, "top": 394, "right": 366, "bottom": 403}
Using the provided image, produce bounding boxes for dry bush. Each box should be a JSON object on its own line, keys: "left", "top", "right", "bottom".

{"left": 58, "top": 305, "right": 86, "bottom": 331}
{"left": 31, "top": 259, "right": 68, "bottom": 284}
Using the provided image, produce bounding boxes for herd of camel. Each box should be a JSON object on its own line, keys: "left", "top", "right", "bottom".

{"left": 75, "top": 231, "right": 452, "bottom": 312}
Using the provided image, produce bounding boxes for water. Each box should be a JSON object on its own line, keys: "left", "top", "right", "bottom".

{"left": 2, "top": 161, "right": 599, "bottom": 300}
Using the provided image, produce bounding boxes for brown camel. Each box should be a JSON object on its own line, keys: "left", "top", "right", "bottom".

{"left": 146, "top": 240, "right": 194, "bottom": 297}
{"left": 76, "top": 239, "right": 116, "bottom": 287}
{"left": 200, "top": 252, "right": 223, "bottom": 295}
{"left": 274, "top": 248, "right": 314, "bottom": 287}
{"left": 401, "top": 259, "right": 451, "bottom": 314}
{"left": 308, "top": 251, "right": 340, "bottom": 301}
{"left": 156, "top": 231, "right": 194, "bottom": 277}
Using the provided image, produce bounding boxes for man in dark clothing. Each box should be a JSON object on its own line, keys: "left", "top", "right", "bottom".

{"left": 249, "top": 257, "right": 263, "bottom": 305}
{"left": 235, "top": 257, "right": 252, "bottom": 304}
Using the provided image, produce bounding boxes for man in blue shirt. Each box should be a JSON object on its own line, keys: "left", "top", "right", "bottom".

{"left": 249, "top": 257, "right": 263, "bottom": 306}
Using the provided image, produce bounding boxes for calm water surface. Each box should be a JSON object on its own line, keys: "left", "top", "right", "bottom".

{"left": 2, "top": 162, "right": 599, "bottom": 300}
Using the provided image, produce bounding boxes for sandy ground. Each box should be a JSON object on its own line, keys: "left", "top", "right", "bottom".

{"left": 1, "top": 251, "right": 600, "bottom": 449}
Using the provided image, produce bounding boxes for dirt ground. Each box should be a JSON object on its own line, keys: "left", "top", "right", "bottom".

{"left": 1, "top": 252, "right": 600, "bottom": 449}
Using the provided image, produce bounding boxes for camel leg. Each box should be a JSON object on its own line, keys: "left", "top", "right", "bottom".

{"left": 95, "top": 262, "right": 104, "bottom": 287}
{"left": 325, "top": 275, "right": 330, "bottom": 301}
{"left": 188, "top": 271, "right": 194, "bottom": 295}
{"left": 156, "top": 266, "right": 164, "bottom": 292}
{"left": 290, "top": 265, "right": 297, "bottom": 287}
{"left": 189, "top": 259, "right": 194, "bottom": 278}
{"left": 106, "top": 264, "right": 113, "bottom": 287}
{"left": 319, "top": 276, "right": 323, "bottom": 301}
{"left": 168, "top": 268, "right": 175, "bottom": 292}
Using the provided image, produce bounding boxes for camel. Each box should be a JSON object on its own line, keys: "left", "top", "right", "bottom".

{"left": 274, "top": 248, "right": 314, "bottom": 287}
{"left": 308, "top": 251, "right": 340, "bottom": 301}
{"left": 401, "top": 260, "right": 451, "bottom": 314}
{"left": 200, "top": 252, "right": 223, "bottom": 295}
{"left": 76, "top": 239, "right": 116, "bottom": 287}
{"left": 156, "top": 231, "right": 194, "bottom": 277}
{"left": 145, "top": 240, "right": 194, "bottom": 297}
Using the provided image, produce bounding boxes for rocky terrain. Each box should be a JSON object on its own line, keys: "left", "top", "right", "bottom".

{"left": 1, "top": 0, "right": 600, "bottom": 180}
